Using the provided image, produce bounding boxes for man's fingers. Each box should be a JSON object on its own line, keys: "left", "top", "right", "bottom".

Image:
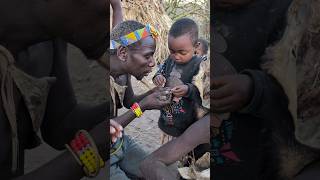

{"left": 112, "top": 136, "right": 117, "bottom": 143}
{"left": 117, "top": 131, "right": 122, "bottom": 138}
{"left": 159, "top": 99, "right": 171, "bottom": 106}
{"left": 110, "top": 126, "right": 116, "bottom": 134}
{"left": 110, "top": 119, "right": 123, "bottom": 131}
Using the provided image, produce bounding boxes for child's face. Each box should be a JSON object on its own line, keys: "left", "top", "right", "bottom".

{"left": 168, "top": 34, "right": 195, "bottom": 64}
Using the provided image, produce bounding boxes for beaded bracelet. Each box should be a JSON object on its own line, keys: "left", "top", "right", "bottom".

{"left": 130, "top": 102, "right": 143, "bottom": 118}
{"left": 66, "top": 130, "right": 105, "bottom": 177}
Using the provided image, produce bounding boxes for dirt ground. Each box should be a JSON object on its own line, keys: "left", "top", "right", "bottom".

{"left": 24, "top": 44, "right": 162, "bottom": 179}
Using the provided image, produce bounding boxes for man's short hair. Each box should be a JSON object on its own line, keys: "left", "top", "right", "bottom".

{"left": 110, "top": 20, "right": 145, "bottom": 55}
{"left": 169, "top": 18, "right": 199, "bottom": 45}
{"left": 198, "top": 38, "right": 209, "bottom": 54}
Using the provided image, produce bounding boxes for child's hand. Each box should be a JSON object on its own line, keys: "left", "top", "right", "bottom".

{"left": 171, "top": 85, "right": 189, "bottom": 97}
{"left": 153, "top": 74, "right": 166, "bottom": 87}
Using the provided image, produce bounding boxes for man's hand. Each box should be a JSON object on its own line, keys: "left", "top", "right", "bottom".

{"left": 153, "top": 74, "right": 166, "bottom": 87}
{"left": 211, "top": 74, "right": 253, "bottom": 113}
{"left": 171, "top": 85, "right": 188, "bottom": 97}
{"left": 139, "top": 89, "right": 171, "bottom": 111}
{"left": 110, "top": 119, "right": 123, "bottom": 143}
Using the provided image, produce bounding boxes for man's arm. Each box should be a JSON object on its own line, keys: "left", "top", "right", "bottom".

{"left": 140, "top": 114, "right": 210, "bottom": 180}
{"left": 115, "top": 89, "right": 171, "bottom": 127}
{"left": 122, "top": 59, "right": 171, "bottom": 107}
{"left": 122, "top": 75, "right": 154, "bottom": 108}
{"left": 15, "top": 121, "right": 107, "bottom": 180}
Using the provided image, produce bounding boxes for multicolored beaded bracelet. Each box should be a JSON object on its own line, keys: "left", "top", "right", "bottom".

{"left": 130, "top": 102, "right": 143, "bottom": 118}
{"left": 66, "top": 130, "right": 105, "bottom": 177}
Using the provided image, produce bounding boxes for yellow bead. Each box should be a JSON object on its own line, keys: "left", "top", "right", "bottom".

{"left": 88, "top": 166, "right": 95, "bottom": 172}
{"left": 84, "top": 151, "right": 90, "bottom": 157}
{"left": 83, "top": 159, "right": 89, "bottom": 164}
{"left": 80, "top": 155, "right": 85, "bottom": 161}
{"left": 100, "top": 159, "right": 105, "bottom": 167}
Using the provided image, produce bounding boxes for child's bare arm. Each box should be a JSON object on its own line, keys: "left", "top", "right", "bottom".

{"left": 110, "top": 0, "right": 123, "bottom": 28}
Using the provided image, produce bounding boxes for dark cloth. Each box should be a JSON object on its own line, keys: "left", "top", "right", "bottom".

{"left": 155, "top": 56, "right": 202, "bottom": 137}
{"left": 212, "top": 0, "right": 293, "bottom": 179}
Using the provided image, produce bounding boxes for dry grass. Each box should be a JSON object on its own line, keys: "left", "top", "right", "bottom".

{"left": 121, "top": 0, "right": 172, "bottom": 64}
{"left": 178, "top": 152, "right": 210, "bottom": 180}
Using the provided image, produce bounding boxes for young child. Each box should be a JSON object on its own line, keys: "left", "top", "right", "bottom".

{"left": 153, "top": 18, "right": 203, "bottom": 137}
{"left": 195, "top": 38, "right": 209, "bottom": 61}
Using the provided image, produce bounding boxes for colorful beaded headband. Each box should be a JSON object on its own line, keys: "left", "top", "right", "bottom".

{"left": 110, "top": 24, "right": 159, "bottom": 49}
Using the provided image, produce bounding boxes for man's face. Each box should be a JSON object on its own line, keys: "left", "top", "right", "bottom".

{"left": 168, "top": 34, "right": 195, "bottom": 64}
{"left": 126, "top": 36, "right": 156, "bottom": 80}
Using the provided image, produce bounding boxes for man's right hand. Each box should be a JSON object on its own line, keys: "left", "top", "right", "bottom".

{"left": 139, "top": 89, "right": 171, "bottom": 111}
{"left": 110, "top": 119, "right": 123, "bottom": 143}
{"left": 153, "top": 74, "right": 166, "bottom": 87}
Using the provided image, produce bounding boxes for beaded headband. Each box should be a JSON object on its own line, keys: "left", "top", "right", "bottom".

{"left": 110, "top": 24, "right": 159, "bottom": 49}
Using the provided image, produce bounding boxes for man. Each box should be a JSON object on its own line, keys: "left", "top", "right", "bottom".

{"left": 108, "top": 20, "right": 172, "bottom": 180}
{"left": 0, "top": 0, "right": 118, "bottom": 179}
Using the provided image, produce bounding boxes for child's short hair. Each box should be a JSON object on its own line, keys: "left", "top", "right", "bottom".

{"left": 198, "top": 38, "right": 209, "bottom": 54}
{"left": 169, "top": 18, "right": 199, "bottom": 45}
{"left": 110, "top": 20, "right": 145, "bottom": 55}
